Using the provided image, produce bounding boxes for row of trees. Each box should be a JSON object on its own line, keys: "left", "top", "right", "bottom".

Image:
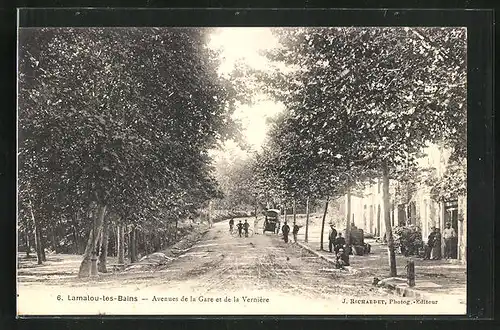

{"left": 18, "top": 28, "right": 239, "bottom": 276}
{"left": 246, "top": 27, "right": 466, "bottom": 276}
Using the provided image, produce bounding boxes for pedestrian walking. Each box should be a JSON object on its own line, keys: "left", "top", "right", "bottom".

{"left": 328, "top": 224, "right": 337, "bottom": 253}
{"left": 443, "top": 222, "right": 456, "bottom": 259}
{"left": 282, "top": 221, "right": 290, "bottom": 243}
{"left": 292, "top": 223, "right": 300, "bottom": 243}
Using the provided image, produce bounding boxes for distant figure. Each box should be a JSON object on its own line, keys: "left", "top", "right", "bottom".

{"left": 431, "top": 227, "right": 442, "bottom": 260}
{"left": 237, "top": 220, "right": 243, "bottom": 238}
{"left": 443, "top": 222, "right": 456, "bottom": 259}
{"left": 334, "top": 233, "right": 346, "bottom": 253}
{"left": 275, "top": 221, "right": 281, "bottom": 235}
{"left": 282, "top": 222, "right": 290, "bottom": 243}
{"left": 292, "top": 223, "right": 300, "bottom": 243}
{"left": 229, "top": 218, "right": 234, "bottom": 233}
{"left": 424, "top": 227, "right": 436, "bottom": 260}
{"left": 328, "top": 224, "right": 338, "bottom": 253}
{"left": 243, "top": 219, "right": 250, "bottom": 237}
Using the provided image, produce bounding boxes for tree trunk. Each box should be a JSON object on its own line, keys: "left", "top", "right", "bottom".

{"left": 292, "top": 198, "right": 296, "bottom": 224}
{"left": 28, "top": 199, "right": 43, "bottom": 265}
{"left": 97, "top": 229, "right": 103, "bottom": 255}
{"left": 41, "top": 237, "right": 46, "bottom": 261}
{"left": 346, "top": 182, "right": 352, "bottom": 245}
{"left": 175, "top": 219, "right": 179, "bottom": 241}
{"left": 283, "top": 202, "right": 287, "bottom": 223}
{"left": 25, "top": 228, "right": 31, "bottom": 258}
{"left": 320, "top": 197, "right": 329, "bottom": 251}
{"left": 383, "top": 161, "right": 397, "bottom": 277}
{"left": 72, "top": 212, "right": 80, "bottom": 254}
{"left": 117, "top": 225, "right": 125, "bottom": 264}
{"left": 305, "top": 197, "right": 310, "bottom": 243}
{"left": 114, "top": 226, "right": 118, "bottom": 257}
{"left": 78, "top": 204, "right": 107, "bottom": 278}
{"left": 130, "top": 227, "right": 138, "bottom": 263}
{"left": 51, "top": 227, "right": 58, "bottom": 253}
{"left": 73, "top": 226, "right": 80, "bottom": 254}
{"left": 98, "top": 222, "right": 109, "bottom": 273}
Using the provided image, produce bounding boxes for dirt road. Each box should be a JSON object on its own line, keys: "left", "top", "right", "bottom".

{"left": 18, "top": 217, "right": 404, "bottom": 315}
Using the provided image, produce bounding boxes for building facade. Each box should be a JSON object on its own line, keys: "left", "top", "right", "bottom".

{"left": 328, "top": 143, "right": 466, "bottom": 262}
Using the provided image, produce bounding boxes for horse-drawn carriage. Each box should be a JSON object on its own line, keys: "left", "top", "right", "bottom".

{"left": 347, "top": 227, "right": 371, "bottom": 256}
{"left": 263, "top": 209, "right": 280, "bottom": 233}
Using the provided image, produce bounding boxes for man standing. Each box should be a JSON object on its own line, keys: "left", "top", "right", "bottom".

{"left": 229, "top": 217, "right": 234, "bottom": 233}
{"left": 243, "top": 219, "right": 250, "bottom": 237}
{"left": 292, "top": 223, "right": 300, "bottom": 243}
{"left": 282, "top": 222, "right": 290, "bottom": 243}
{"left": 443, "top": 222, "right": 456, "bottom": 259}
{"left": 328, "top": 224, "right": 338, "bottom": 253}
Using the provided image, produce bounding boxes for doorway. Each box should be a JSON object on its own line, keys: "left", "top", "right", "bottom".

{"left": 444, "top": 200, "right": 459, "bottom": 259}
{"left": 397, "top": 204, "right": 406, "bottom": 226}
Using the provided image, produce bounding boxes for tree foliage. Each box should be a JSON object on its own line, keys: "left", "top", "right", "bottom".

{"left": 244, "top": 27, "right": 466, "bottom": 275}
{"left": 18, "top": 27, "right": 238, "bottom": 266}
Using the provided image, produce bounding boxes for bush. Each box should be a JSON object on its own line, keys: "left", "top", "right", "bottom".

{"left": 393, "top": 225, "right": 423, "bottom": 256}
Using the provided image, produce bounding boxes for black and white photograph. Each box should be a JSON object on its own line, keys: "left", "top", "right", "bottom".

{"left": 17, "top": 24, "right": 467, "bottom": 315}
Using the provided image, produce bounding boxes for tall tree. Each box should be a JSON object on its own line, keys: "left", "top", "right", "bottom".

{"left": 252, "top": 27, "right": 466, "bottom": 276}
{"left": 18, "top": 27, "right": 240, "bottom": 275}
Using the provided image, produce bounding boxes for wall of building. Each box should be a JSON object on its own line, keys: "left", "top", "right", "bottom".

{"left": 333, "top": 143, "right": 466, "bottom": 262}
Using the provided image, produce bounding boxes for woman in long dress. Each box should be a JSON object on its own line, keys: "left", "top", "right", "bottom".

{"left": 424, "top": 228, "right": 436, "bottom": 260}
{"left": 431, "top": 228, "right": 442, "bottom": 260}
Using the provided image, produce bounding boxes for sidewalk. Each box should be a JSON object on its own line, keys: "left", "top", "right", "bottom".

{"left": 296, "top": 231, "right": 466, "bottom": 303}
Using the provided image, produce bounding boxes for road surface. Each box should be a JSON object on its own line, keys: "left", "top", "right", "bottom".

{"left": 18, "top": 217, "right": 404, "bottom": 315}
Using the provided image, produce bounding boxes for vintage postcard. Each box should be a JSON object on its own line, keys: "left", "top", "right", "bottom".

{"left": 17, "top": 24, "right": 467, "bottom": 316}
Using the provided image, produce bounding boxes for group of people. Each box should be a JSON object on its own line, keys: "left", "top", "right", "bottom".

{"left": 229, "top": 217, "right": 301, "bottom": 242}
{"left": 280, "top": 221, "right": 300, "bottom": 243}
{"left": 328, "top": 224, "right": 349, "bottom": 268}
{"left": 424, "top": 222, "right": 457, "bottom": 260}
{"left": 328, "top": 224, "right": 346, "bottom": 254}
{"left": 229, "top": 218, "right": 251, "bottom": 237}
